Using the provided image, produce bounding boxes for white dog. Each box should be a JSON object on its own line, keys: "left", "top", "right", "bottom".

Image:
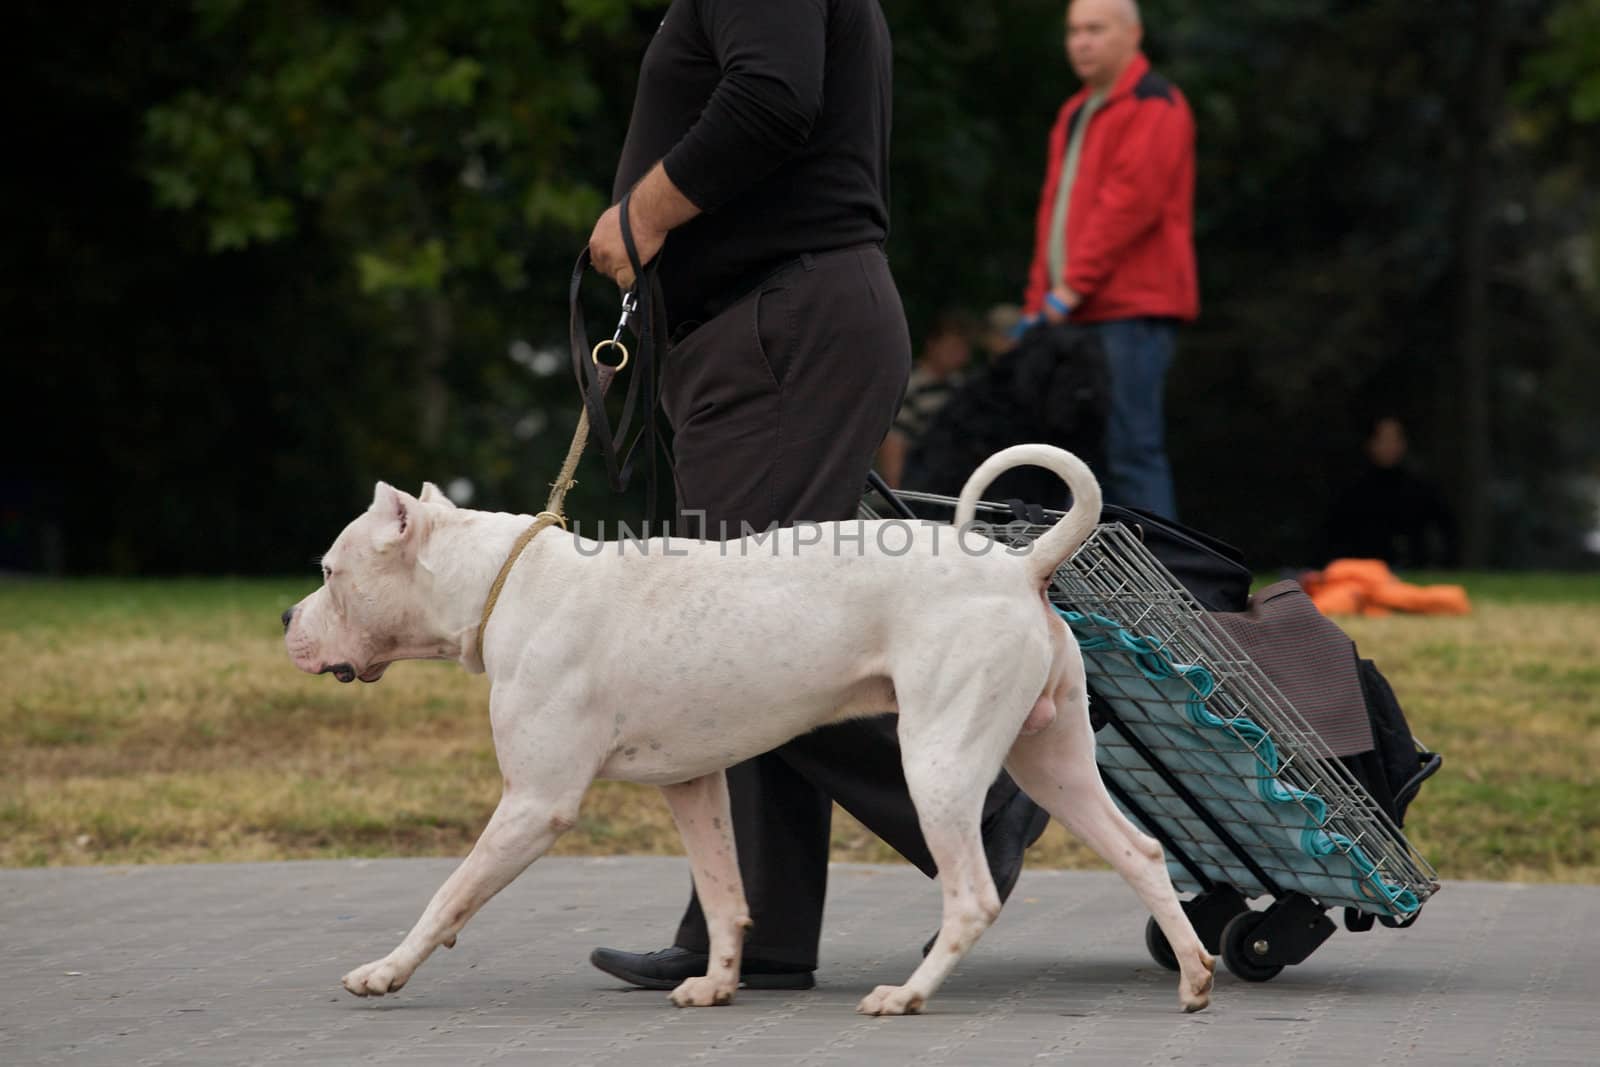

{"left": 282, "top": 444, "right": 1214, "bottom": 1015}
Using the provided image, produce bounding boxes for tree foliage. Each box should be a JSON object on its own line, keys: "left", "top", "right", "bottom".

{"left": 133, "top": 1, "right": 673, "bottom": 535}
{"left": 7, "top": 0, "right": 1597, "bottom": 574}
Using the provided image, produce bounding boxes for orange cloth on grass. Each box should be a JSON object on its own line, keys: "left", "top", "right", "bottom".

{"left": 1299, "top": 559, "right": 1471, "bottom": 617}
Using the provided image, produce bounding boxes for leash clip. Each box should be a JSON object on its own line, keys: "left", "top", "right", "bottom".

{"left": 591, "top": 288, "right": 637, "bottom": 370}
{"left": 617, "top": 288, "right": 638, "bottom": 333}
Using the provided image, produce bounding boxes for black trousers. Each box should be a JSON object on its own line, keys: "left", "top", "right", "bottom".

{"left": 661, "top": 245, "right": 1033, "bottom": 967}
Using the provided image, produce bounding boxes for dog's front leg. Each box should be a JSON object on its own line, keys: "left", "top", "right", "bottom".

{"left": 341, "top": 787, "right": 582, "bottom": 997}
{"left": 659, "top": 772, "right": 750, "bottom": 1007}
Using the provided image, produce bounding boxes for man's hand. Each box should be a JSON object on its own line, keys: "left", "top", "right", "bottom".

{"left": 1042, "top": 284, "right": 1080, "bottom": 324}
{"left": 588, "top": 203, "right": 666, "bottom": 292}
{"left": 588, "top": 162, "right": 702, "bottom": 291}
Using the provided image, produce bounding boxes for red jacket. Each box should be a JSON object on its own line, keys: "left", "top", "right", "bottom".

{"left": 1023, "top": 53, "right": 1198, "bottom": 323}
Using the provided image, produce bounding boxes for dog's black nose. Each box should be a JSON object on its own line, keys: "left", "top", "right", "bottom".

{"left": 281, "top": 607, "right": 295, "bottom": 632}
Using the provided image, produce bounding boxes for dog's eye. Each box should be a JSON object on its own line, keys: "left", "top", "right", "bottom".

{"left": 322, "top": 564, "right": 333, "bottom": 581}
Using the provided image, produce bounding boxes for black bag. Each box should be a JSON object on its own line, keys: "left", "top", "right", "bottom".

{"left": 1352, "top": 659, "right": 1443, "bottom": 826}
{"left": 902, "top": 322, "right": 1109, "bottom": 506}
{"left": 1101, "top": 502, "right": 1252, "bottom": 613}
{"left": 992, "top": 496, "right": 1252, "bottom": 614}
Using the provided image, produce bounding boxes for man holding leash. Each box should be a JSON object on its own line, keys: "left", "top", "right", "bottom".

{"left": 586, "top": 0, "right": 1048, "bottom": 991}
{"left": 1023, "top": 0, "right": 1198, "bottom": 520}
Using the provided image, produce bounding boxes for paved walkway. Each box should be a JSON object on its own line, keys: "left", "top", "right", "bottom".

{"left": 2, "top": 857, "right": 1594, "bottom": 1066}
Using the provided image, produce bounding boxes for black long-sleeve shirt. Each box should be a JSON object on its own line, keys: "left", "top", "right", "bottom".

{"left": 612, "top": 0, "right": 893, "bottom": 329}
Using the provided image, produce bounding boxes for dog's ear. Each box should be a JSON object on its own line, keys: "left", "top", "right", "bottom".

{"left": 418, "top": 481, "right": 456, "bottom": 509}
{"left": 369, "top": 482, "right": 421, "bottom": 552}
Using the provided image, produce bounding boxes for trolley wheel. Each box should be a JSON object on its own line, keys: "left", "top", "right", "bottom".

{"left": 1221, "top": 910, "right": 1285, "bottom": 982}
{"left": 1145, "top": 916, "right": 1180, "bottom": 972}
{"left": 1344, "top": 907, "right": 1376, "bottom": 933}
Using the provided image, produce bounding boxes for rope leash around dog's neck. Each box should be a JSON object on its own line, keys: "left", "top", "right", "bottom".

{"left": 473, "top": 365, "right": 607, "bottom": 669}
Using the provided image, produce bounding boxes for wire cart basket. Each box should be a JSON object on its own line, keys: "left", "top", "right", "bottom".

{"left": 861, "top": 480, "right": 1440, "bottom": 981}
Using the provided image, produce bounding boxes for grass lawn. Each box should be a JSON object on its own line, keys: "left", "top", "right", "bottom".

{"left": 2, "top": 572, "right": 1596, "bottom": 882}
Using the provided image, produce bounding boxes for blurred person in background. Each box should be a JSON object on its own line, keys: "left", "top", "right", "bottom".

{"left": 1324, "top": 415, "right": 1459, "bottom": 569}
{"left": 876, "top": 308, "right": 977, "bottom": 489}
{"left": 981, "top": 302, "right": 1024, "bottom": 360}
{"left": 1021, "top": 0, "right": 1197, "bottom": 519}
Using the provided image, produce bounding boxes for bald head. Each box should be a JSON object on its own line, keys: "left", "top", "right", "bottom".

{"left": 1066, "top": 0, "right": 1143, "bottom": 91}
{"left": 1073, "top": 0, "right": 1140, "bottom": 26}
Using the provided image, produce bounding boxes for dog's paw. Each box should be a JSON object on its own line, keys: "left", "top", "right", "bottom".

{"left": 341, "top": 956, "right": 412, "bottom": 998}
{"left": 668, "top": 975, "right": 736, "bottom": 1008}
{"left": 856, "top": 984, "right": 925, "bottom": 1016}
{"left": 1179, "top": 951, "right": 1215, "bottom": 1013}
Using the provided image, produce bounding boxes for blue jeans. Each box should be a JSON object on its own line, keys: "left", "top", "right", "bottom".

{"left": 1091, "top": 317, "right": 1178, "bottom": 519}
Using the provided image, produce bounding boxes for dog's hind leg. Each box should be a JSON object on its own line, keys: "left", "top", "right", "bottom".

{"left": 659, "top": 771, "right": 750, "bottom": 1007}
{"left": 857, "top": 689, "right": 1019, "bottom": 1015}
{"left": 1004, "top": 685, "right": 1215, "bottom": 1013}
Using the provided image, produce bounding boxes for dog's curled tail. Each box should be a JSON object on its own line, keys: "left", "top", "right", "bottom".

{"left": 953, "top": 444, "right": 1102, "bottom": 586}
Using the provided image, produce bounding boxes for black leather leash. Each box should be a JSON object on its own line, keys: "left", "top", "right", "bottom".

{"left": 567, "top": 190, "right": 669, "bottom": 519}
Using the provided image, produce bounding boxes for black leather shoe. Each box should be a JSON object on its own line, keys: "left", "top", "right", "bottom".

{"left": 922, "top": 792, "right": 1051, "bottom": 956}
{"left": 590, "top": 945, "right": 815, "bottom": 990}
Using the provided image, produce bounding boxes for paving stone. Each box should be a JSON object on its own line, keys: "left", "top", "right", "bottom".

{"left": 2, "top": 858, "right": 1597, "bottom": 1065}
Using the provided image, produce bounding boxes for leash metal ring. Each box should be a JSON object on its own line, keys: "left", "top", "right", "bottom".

{"left": 591, "top": 338, "right": 630, "bottom": 371}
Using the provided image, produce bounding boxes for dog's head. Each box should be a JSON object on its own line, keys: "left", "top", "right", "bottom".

{"left": 282, "top": 481, "right": 459, "bottom": 683}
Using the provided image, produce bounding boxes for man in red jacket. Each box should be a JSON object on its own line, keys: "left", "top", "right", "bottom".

{"left": 1023, "top": 0, "right": 1197, "bottom": 519}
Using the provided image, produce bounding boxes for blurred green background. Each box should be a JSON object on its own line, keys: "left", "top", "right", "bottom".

{"left": 5, "top": 0, "right": 1597, "bottom": 576}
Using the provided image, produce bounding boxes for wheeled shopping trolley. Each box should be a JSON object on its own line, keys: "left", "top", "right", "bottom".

{"left": 860, "top": 479, "right": 1440, "bottom": 981}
